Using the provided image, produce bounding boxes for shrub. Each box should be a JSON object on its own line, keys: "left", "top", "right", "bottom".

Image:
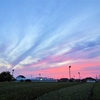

{"left": 25, "top": 79, "right": 31, "bottom": 82}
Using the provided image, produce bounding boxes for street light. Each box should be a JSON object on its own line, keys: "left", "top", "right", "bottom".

{"left": 69, "top": 66, "right": 71, "bottom": 79}
{"left": 12, "top": 69, "right": 14, "bottom": 81}
{"left": 12, "top": 69, "right": 14, "bottom": 77}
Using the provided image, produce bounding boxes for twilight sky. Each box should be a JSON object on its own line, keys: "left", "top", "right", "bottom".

{"left": 0, "top": 0, "right": 100, "bottom": 79}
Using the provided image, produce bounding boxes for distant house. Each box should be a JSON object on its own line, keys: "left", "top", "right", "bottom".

{"left": 84, "top": 77, "right": 96, "bottom": 82}
{"left": 33, "top": 77, "right": 56, "bottom": 82}
{"left": 16, "top": 75, "right": 26, "bottom": 81}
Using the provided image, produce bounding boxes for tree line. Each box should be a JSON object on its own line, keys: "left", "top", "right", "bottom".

{"left": 0, "top": 71, "right": 13, "bottom": 82}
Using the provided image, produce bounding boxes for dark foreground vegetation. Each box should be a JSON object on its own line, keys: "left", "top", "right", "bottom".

{"left": 0, "top": 71, "right": 13, "bottom": 82}
{"left": 0, "top": 82, "right": 100, "bottom": 100}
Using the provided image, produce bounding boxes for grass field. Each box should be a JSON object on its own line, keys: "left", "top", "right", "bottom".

{"left": 92, "top": 83, "right": 100, "bottom": 100}
{"left": 0, "top": 82, "right": 100, "bottom": 100}
{"left": 0, "top": 82, "right": 81, "bottom": 100}
{"left": 36, "top": 83, "right": 93, "bottom": 100}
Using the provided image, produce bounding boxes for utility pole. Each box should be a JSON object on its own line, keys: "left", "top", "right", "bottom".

{"left": 31, "top": 75, "right": 32, "bottom": 79}
{"left": 69, "top": 66, "right": 71, "bottom": 79}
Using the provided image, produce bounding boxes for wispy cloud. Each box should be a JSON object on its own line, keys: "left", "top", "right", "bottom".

{"left": 0, "top": 0, "right": 100, "bottom": 78}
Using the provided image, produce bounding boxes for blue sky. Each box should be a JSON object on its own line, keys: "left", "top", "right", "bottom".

{"left": 0, "top": 0, "right": 100, "bottom": 78}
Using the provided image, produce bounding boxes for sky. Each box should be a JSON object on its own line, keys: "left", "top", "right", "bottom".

{"left": 0, "top": 0, "right": 100, "bottom": 79}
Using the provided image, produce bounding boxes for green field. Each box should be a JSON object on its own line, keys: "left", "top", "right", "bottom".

{"left": 0, "top": 82, "right": 100, "bottom": 100}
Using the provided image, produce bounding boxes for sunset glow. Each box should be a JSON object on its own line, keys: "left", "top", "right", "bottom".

{"left": 0, "top": 0, "right": 100, "bottom": 79}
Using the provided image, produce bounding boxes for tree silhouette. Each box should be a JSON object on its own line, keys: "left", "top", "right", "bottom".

{"left": 0, "top": 71, "right": 13, "bottom": 82}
